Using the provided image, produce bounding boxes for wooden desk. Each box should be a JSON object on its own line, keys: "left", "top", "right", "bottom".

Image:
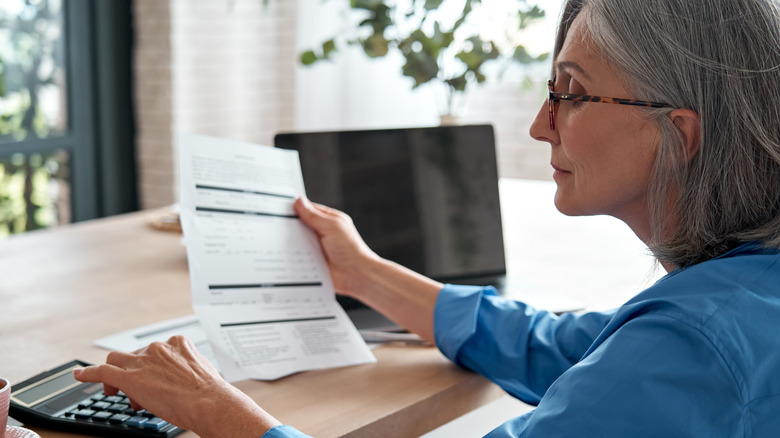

{"left": 0, "top": 211, "right": 504, "bottom": 438}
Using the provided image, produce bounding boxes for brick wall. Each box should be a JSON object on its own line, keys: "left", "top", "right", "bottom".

{"left": 134, "top": 0, "right": 174, "bottom": 209}
{"left": 133, "top": 0, "right": 298, "bottom": 209}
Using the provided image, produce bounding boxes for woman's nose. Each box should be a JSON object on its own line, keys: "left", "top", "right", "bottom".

{"left": 529, "top": 100, "right": 557, "bottom": 145}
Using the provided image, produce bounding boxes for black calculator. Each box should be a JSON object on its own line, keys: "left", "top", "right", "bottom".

{"left": 9, "top": 360, "right": 184, "bottom": 437}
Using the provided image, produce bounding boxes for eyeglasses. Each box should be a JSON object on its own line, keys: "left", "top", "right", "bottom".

{"left": 547, "top": 79, "right": 673, "bottom": 130}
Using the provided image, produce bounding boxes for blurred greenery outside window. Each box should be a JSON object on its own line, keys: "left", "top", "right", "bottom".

{"left": 0, "top": 0, "right": 70, "bottom": 238}
{"left": 0, "top": 151, "right": 69, "bottom": 238}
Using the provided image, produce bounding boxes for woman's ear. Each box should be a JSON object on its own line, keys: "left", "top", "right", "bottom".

{"left": 670, "top": 109, "right": 701, "bottom": 161}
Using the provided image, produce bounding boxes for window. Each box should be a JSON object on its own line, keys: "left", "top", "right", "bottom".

{"left": 0, "top": 0, "right": 136, "bottom": 238}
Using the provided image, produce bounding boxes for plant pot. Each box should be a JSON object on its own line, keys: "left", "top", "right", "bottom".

{"left": 439, "top": 114, "right": 461, "bottom": 126}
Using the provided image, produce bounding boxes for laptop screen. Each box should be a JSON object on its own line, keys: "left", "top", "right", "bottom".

{"left": 274, "top": 125, "right": 506, "bottom": 282}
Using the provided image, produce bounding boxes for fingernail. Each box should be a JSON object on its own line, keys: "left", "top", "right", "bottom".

{"left": 72, "top": 368, "right": 82, "bottom": 377}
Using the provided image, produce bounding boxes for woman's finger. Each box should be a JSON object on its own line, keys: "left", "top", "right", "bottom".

{"left": 105, "top": 350, "right": 141, "bottom": 368}
{"left": 72, "top": 363, "right": 125, "bottom": 396}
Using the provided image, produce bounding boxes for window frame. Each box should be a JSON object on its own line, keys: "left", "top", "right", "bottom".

{"left": 0, "top": 0, "right": 137, "bottom": 224}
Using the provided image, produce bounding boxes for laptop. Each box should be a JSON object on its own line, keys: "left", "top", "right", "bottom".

{"left": 274, "top": 125, "right": 580, "bottom": 331}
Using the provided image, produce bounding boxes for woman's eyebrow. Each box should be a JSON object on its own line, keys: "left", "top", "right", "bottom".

{"left": 554, "top": 60, "right": 591, "bottom": 81}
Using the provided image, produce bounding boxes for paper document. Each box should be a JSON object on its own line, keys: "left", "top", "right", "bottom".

{"left": 178, "top": 133, "right": 376, "bottom": 381}
{"left": 95, "top": 315, "right": 218, "bottom": 368}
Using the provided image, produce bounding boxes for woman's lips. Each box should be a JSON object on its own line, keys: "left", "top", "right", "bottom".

{"left": 551, "top": 163, "right": 571, "bottom": 180}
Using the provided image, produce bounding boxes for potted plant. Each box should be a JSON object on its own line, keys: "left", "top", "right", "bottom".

{"left": 301, "top": 0, "right": 549, "bottom": 122}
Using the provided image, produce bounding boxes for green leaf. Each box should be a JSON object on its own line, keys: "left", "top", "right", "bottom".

{"left": 453, "top": 0, "right": 474, "bottom": 30}
{"left": 432, "top": 22, "right": 454, "bottom": 48}
{"left": 363, "top": 34, "right": 389, "bottom": 57}
{"left": 399, "top": 29, "right": 442, "bottom": 59}
{"left": 300, "top": 50, "right": 318, "bottom": 66}
{"left": 519, "top": 5, "right": 545, "bottom": 29}
{"left": 401, "top": 51, "right": 439, "bottom": 87}
{"left": 511, "top": 46, "right": 549, "bottom": 64}
{"left": 351, "top": 0, "right": 383, "bottom": 11}
{"left": 358, "top": 3, "right": 392, "bottom": 34}
{"left": 452, "top": 36, "right": 500, "bottom": 89}
{"left": 456, "top": 50, "right": 479, "bottom": 69}
{"left": 322, "top": 39, "right": 337, "bottom": 58}
{"left": 456, "top": 36, "right": 499, "bottom": 70}
{"left": 444, "top": 74, "right": 467, "bottom": 91}
{"left": 371, "top": 4, "right": 393, "bottom": 33}
{"left": 424, "top": 0, "right": 444, "bottom": 10}
{"left": 512, "top": 45, "right": 534, "bottom": 63}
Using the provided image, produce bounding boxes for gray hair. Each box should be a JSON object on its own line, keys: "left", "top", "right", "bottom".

{"left": 554, "top": 0, "right": 780, "bottom": 268}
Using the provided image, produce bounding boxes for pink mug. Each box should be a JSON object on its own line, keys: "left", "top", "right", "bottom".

{"left": 0, "top": 377, "right": 10, "bottom": 438}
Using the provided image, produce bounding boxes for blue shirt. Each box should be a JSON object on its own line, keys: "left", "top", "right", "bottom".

{"left": 435, "top": 242, "right": 780, "bottom": 437}
{"left": 264, "top": 242, "right": 780, "bottom": 437}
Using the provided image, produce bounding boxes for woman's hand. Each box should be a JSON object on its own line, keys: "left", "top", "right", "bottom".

{"left": 73, "top": 336, "right": 280, "bottom": 438}
{"left": 294, "top": 198, "right": 443, "bottom": 341}
{"left": 294, "top": 197, "right": 381, "bottom": 299}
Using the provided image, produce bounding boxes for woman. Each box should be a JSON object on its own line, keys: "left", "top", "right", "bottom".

{"left": 75, "top": 0, "right": 780, "bottom": 436}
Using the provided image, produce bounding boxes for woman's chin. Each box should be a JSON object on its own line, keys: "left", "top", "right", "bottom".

{"left": 553, "top": 191, "right": 595, "bottom": 218}
{"left": 553, "top": 189, "right": 578, "bottom": 216}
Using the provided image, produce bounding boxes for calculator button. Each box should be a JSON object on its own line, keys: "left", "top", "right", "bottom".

{"left": 143, "top": 417, "right": 169, "bottom": 430}
{"left": 90, "top": 401, "right": 112, "bottom": 411}
{"left": 103, "top": 396, "right": 124, "bottom": 404}
{"left": 108, "top": 414, "right": 131, "bottom": 424}
{"left": 91, "top": 411, "right": 114, "bottom": 422}
{"left": 90, "top": 394, "right": 106, "bottom": 402}
{"left": 63, "top": 411, "right": 74, "bottom": 418}
{"left": 73, "top": 409, "right": 97, "bottom": 420}
{"left": 77, "top": 400, "right": 93, "bottom": 409}
{"left": 126, "top": 416, "right": 149, "bottom": 428}
{"left": 107, "top": 403, "right": 130, "bottom": 413}
{"left": 137, "top": 409, "right": 156, "bottom": 418}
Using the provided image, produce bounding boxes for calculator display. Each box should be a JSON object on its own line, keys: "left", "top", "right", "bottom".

{"left": 12, "top": 366, "right": 81, "bottom": 407}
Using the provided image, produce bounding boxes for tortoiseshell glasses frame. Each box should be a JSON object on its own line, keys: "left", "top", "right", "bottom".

{"left": 547, "top": 79, "right": 673, "bottom": 130}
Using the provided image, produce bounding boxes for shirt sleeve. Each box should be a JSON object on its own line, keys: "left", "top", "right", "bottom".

{"left": 483, "top": 314, "right": 742, "bottom": 438}
{"left": 261, "top": 425, "right": 313, "bottom": 438}
{"left": 434, "top": 284, "right": 614, "bottom": 404}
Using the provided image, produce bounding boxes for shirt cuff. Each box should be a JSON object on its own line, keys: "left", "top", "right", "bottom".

{"left": 434, "top": 284, "right": 498, "bottom": 363}
{"left": 261, "top": 425, "right": 313, "bottom": 438}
